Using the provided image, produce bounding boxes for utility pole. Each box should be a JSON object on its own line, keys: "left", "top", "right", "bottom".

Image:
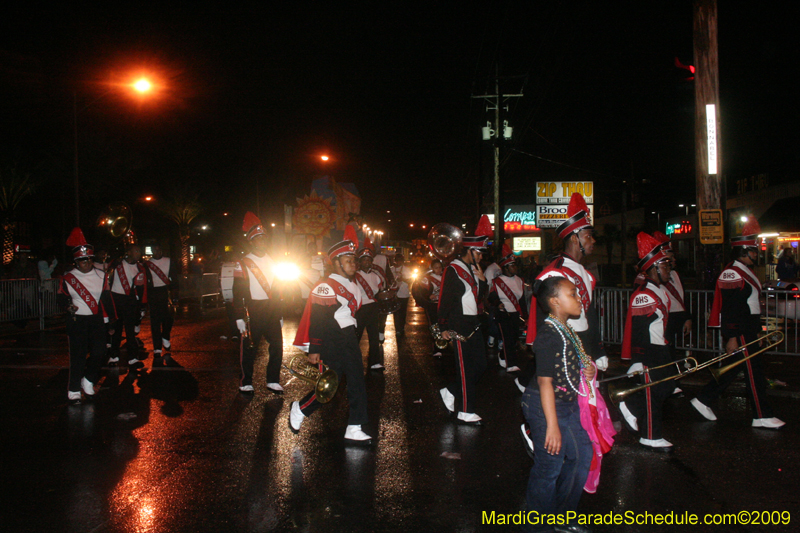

{"left": 472, "top": 66, "right": 523, "bottom": 256}
{"left": 694, "top": 0, "right": 723, "bottom": 286}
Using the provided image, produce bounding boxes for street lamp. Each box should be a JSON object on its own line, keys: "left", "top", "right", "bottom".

{"left": 73, "top": 75, "right": 156, "bottom": 226}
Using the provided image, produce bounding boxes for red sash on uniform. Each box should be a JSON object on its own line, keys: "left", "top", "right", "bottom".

{"left": 115, "top": 264, "right": 132, "bottom": 295}
{"left": 664, "top": 281, "right": 685, "bottom": 310}
{"left": 621, "top": 286, "right": 669, "bottom": 361}
{"left": 327, "top": 278, "right": 360, "bottom": 317}
{"left": 63, "top": 273, "right": 99, "bottom": 314}
{"left": 241, "top": 257, "right": 272, "bottom": 299}
{"left": 492, "top": 276, "right": 522, "bottom": 314}
{"left": 355, "top": 272, "right": 375, "bottom": 301}
{"left": 450, "top": 261, "right": 478, "bottom": 303}
{"left": 526, "top": 258, "right": 594, "bottom": 344}
{"left": 146, "top": 261, "right": 170, "bottom": 285}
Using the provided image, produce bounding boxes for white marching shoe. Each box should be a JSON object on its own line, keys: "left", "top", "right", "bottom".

{"left": 639, "top": 438, "right": 673, "bottom": 452}
{"left": 690, "top": 398, "right": 717, "bottom": 421}
{"left": 456, "top": 412, "right": 482, "bottom": 425}
{"left": 752, "top": 417, "right": 785, "bottom": 429}
{"left": 520, "top": 423, "right": 534, "bottom": 459}
{"left": 289, "top": 401, "right": 305, "bottom": 433}
{"left": 239, "top": 385, "right": 254, "bottom": 393}
{"left": 618, "top": 401, "right": 638, "bottom": 431}
{"left": 81, "top": 377, "right": 95, "bottom": 397}
{"left": 266, "top": 383, "right": 284, "bottom": 394}
{"left": 344, "top": 425, "right": 372, "bottom": 444}
{"left": 162, "top": 338, "right": 171, "bottom": 349}
{"left": 439, "top": 387, "right": 455, "bottom": 413}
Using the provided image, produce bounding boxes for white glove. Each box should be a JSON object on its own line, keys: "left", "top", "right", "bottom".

{"left": 236, "top": 319, "right": 247, "bottom": 334}
{"left": 595, "top": 356, "right": 609, "bottom": 372}
{"left": 627, "top": 362, "right": 644, "bottom": 375}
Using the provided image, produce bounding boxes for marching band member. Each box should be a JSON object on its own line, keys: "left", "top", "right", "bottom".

{"left": 653, "top": 231, "right": 691, "bottom": 395}
{"left": 145, "top": 243, "right": 176, "bottom": 357}
{"left": 438, "top": 230, "right": 489, "bottom": 425}
{"left": 354, "top": 246, "right": 385, "bottom": 370}
{"left": 369, "top": 237, "right": 393, "bottom": 344}
{"left": 488, "top": 252, "right": 526, "bottom": 373}
{"left": 413, "top": 259, "right": 443, "bottom": 357}
{"left": 232, "top": 212, "right": 284, "bottom": 395}
{"left": 107, "top": 244, "right": 148, "bottom": 367}
{"left": 58, "top": 228, "right": 113, "bottom": 403}
{"left": 390, "top": 254, "right": 411, "bottom": 337}
{"left": 618, "top": 232, "right": 674, "bottom": 452}
{"left": 290, "top": 240, "right": 372, "bottom": 445}
{"left": 691, "top": 217, "right": 785, "bottom": 429}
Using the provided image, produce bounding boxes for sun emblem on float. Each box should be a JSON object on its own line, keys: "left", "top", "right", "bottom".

{"left": 293, "top": 190, "right": 336, "bottom": 237}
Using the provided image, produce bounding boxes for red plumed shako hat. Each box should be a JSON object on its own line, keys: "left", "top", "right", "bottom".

{"left": 556, "top": 193, "right": 593, "bottom": 240}
{"left": 66, "top": 227, "right": 94, "bottom": 260}
{"left": 732, "top": 216, "right": 761, "bottom": 248}
{"left": 242, "top": 212, "right": 265, "bottom": 241}
{"left": 636, "top": 232, "right": 669, "bottom": 272}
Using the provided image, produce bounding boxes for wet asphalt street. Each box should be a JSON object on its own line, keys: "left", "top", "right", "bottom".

{"left": 1, "top": 303, "right": 798, "bottom": 533}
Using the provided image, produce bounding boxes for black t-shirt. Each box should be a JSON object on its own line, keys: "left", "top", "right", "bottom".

{"left": 532, "top": 320, "right": 583, "bottom": 402}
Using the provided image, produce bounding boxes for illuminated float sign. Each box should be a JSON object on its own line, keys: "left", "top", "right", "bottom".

{"left": 503, "top": 205, "right": 537, "bottom": 233}
{"left": 513, "top": 237, "right": 541, "bottom": 251}
{"left": 535, "top": 181, "right": 594, "bottom": 229}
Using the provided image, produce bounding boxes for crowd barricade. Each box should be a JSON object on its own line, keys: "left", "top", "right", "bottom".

{"left": 595, "top": 287, "right": 797, "bottom": 357}
{"left": 0, "top": 278, "right": 63, "bottom": 329}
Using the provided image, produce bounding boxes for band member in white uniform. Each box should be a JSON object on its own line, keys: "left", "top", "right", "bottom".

{"left": 290, "top": 240, "right": 372, "bottom": 444}
{"left": 58, "top": 228, "right": 114, "bottom": 403}
{"left": 390, "top": 254, "right": 411, "bottom": 337}
{"left": 354, "top": 247, "right": 385, "bottom": 370}
{"left": 107, "top": 245, "right": 148, "bottom": 367}
{"left": 489, "top": 252, "right": 527, "bottom": 372}
{"left": 438, "top": 234, "right": 489, "bottom": 425}
{"left": 145, "top": 243, "right": 176, "bottom": 356}
{"left": 232, "top": 212, "right": 284, "bottom": 394}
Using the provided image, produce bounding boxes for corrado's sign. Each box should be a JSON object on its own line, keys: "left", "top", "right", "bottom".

{"left": 503, "top": 205, "right": 537, "bottom": 233}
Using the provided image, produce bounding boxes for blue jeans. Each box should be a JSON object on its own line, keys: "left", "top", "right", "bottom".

{"left": 521, "top": 388, "right": 592, "bottom": 532}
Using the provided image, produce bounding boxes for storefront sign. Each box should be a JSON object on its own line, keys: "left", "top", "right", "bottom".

{"left": 513, "top": 237, "right": 542, "bottom": 251}
{"left": 535, "top": 204, "right": 595, "bottom": 229}
{"left": 665, "top": 220, "right": 693, "bottom": 238}
{"left": 536, "top": 182, "right": 594, "bottom": 204}
{"left": 503, "top": 205, "right": 537, "bottom": 233}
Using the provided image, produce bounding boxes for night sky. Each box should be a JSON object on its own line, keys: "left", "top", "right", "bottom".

{"left": 1, "top": 2, "right": 797, "bottom": 251}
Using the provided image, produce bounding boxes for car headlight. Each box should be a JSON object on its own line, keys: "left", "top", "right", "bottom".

{"left": 274, "top": 262, "right": 300, "bottom": 281}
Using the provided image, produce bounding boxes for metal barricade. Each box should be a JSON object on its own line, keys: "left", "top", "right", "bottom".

{"left": 0, "top": 278, "right": 64, "bottom": 329}
{"left": 595, "top": 286, "right": 795, "bottom": 357}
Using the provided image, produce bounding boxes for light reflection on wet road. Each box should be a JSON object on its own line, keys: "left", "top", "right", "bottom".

{"left": 0, "top": 303, "right": 797, "bottom": 532}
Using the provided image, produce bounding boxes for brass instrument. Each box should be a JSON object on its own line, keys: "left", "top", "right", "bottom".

{"left": 284, "top": 355, "right": 339, "bottom": 403}
{"left": 430, "top": 323, "right": 482, "bottom": 350}
{"left": 709, "top": 330, "right": 784, "bottom": 382}
{"left": 427, "top": 223, "right": 464, "bottom": 262}
{"left": 242, "top": 298, "right": 254, "bottom": 349}
{"left": 602, "top": 330, "right": 784, "bottom": 404}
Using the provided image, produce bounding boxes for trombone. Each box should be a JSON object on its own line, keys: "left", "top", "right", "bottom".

{"left": 601, "top": 330, "right": 784, "bottom": 404}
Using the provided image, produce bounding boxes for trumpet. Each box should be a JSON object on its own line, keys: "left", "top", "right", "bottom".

{"left": 430, "top": 323, "right": 481, "bottom": 350}
{"left": 283, "top": 355, "right": 339, "bottom": 403}
{"left": 601, "top": 330, "right": 784, "bottom": 404}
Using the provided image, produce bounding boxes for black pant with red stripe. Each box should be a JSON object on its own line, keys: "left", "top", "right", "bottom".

{"left": 149, "top": 286, "right": 174, "bottom": 351}
{"left": 297, "top": 326, "right": 368, "bottom": 425}
{"left": 697, "top": 331, "right": 773, "bottom": 419}
{"left": 67, "top": 314, "right": 107, "bottom": 392}
{"left": 241, "top": 299, "right": 283, "bottom": 386}
{"left": 496, "top": 310, "right": 522, "bottom": 368}
{"left": 419, "top": 299, "right": 439, "bottom": 352}
{"left": 355, "top": 302, "right": 382, "bottom": 367}
{"left": 444, "top": 319, "right": 486, "bottom": 414}
{"left": 110, "top": 292, "right": 142, "bottom": 363}
{"left": 625, "top": 346, "right": 673, "bottom": 440}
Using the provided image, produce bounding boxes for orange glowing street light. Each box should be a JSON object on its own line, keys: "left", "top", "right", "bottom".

{"left": 133, "top": 78, "right": 153, "bottom": 93}
{"left": 320, "top": 155, "right": 330, "bottom": 161}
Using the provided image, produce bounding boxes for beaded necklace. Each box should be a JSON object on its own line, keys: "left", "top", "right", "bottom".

{"left": 545, "top": 314, "right": 594, "bottom": 399}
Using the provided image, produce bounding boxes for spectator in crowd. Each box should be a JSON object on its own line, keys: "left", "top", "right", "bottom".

{"left": 776, "top": 247, "right": 798, "bottom": 280}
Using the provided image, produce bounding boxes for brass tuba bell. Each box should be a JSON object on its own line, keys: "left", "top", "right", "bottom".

{"left": 427, "top": 223, "right": 464, "bottom": 262}
{"left": 284, "top": 355, "right": 339, "bottom": 403}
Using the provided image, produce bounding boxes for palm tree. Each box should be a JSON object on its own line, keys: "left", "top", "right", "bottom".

{"left": 160, "top": 191, "right": 202, "bottom": 276}
{"left": 0, "top": 165, "right": 36, "bottom": 264}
